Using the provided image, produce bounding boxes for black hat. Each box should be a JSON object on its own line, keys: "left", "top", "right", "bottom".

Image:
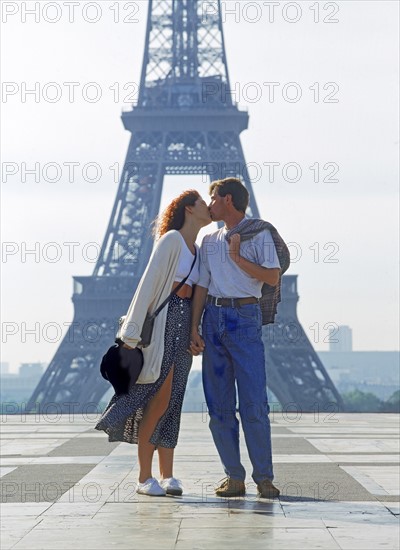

{"left": 100, "top": 341, "right": 144, "bottom": 396}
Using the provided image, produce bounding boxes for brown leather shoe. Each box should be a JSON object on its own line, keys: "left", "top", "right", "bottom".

{"left": 215, "top": 477, "right": 246, "bottom": 497}
{"left": 257, "top": 479, "right": 280, "bottom": 498}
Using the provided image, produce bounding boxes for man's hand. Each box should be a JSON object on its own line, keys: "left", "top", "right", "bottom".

{"left": 227, "top": 234, "right": 280, "bottom": 286}
{"left": 189, "top": 329, "right": 205, "bottom": 356}
{"left": 228, "top": 233, "right": 241, "bottom": 263}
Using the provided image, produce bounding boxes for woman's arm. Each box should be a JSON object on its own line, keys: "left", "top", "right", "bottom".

{"left": 189, "top": 284, "right": 208, "bottom": 355}
{"left": 119, "top": 231, "right": 181, "bottom": 347}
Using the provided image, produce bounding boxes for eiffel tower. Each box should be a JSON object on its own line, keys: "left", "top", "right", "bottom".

{"left": 27, "top": 0, "right": 344, "bottom": 414}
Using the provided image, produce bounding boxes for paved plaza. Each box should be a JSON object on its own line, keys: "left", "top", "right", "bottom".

{"left": 0, "top": 411, "right": 399, "bottom": 549}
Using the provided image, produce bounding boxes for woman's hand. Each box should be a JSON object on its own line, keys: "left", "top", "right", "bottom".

{"left": 189, "top": 329, "right": 205, "bottom": 356}
{"left": 122, "top": 343, "right": 134, "bottom": 350}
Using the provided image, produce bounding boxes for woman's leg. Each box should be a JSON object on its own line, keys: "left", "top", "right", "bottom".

{"left": 158, "top": 447, "right": 174, "bottom": 479}
{"left": 137, "top": 366, "right": 174, "bottom": 483}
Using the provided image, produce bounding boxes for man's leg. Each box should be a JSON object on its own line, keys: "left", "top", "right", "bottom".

{"left": 224, "top": 305, "right": 274, "bottom": 484}
{"left": 202, "top": 304, "right": 246, "bottom": 482}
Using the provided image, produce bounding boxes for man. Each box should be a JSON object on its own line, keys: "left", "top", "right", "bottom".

{"left": 190, "top": 177, "right": 281, "bottom": 498}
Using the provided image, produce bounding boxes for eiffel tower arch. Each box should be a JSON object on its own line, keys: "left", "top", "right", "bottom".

{"left": 26, "top": 0, "right": 344, "bottom": 414}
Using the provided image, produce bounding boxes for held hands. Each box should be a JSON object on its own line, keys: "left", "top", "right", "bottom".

{"left": 189, "top": 329, "right": 205, "bottom": 356}
{"left": 228, "top": 233, "right": 241, "bottom": 263}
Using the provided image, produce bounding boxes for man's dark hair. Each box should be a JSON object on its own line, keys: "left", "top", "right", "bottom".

{"left": 209, "top": 177, "right": 249, "bottom": 213}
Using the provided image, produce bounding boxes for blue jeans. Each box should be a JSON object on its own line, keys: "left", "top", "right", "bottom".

{"left": 202, "top": 302, "right": 274, "bottom": 483}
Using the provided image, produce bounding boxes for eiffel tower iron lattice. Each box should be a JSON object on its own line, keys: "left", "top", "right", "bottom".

{"left": 26, "top": 0, "right": 344, "bottom": 414}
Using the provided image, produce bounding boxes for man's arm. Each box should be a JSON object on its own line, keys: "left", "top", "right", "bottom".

{"left": 189, "top": 285, "right": 208, "bottom": 355}
{"left": 228, "top": 234, "right": 280, "bottom": 286}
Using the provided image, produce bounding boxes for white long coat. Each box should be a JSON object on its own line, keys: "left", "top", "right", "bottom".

{"left": 118, "top": 230, "right": 183, "bottom": 384}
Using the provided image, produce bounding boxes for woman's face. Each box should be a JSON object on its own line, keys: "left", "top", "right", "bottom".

{"left": 191, "top": 196, "right": 212, "bottom": 225}
{"left": 208, "top": 190, "right": 225, "bottom": 222}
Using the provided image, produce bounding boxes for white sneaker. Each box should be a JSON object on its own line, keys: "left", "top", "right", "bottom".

{"left": 159, "top": 477, "right": 183, "bottom": 496}
{"left": 137, "top": 477, "right": 166, "bottom": 496}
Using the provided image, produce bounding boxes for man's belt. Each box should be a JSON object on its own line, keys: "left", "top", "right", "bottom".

{"left": 206, "top": 295, "right": 259, "bottom": 308}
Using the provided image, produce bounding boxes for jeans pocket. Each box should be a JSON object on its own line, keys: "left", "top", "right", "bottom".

{"left": 237, "top": 304, "right": 260, "bottom": 321}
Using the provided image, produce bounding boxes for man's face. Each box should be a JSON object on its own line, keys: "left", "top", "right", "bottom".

{"left": 208, "top": 190, "right": 226, "bottom": 221}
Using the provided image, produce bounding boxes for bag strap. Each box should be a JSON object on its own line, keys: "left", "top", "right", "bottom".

{"left": 152, "top": 247, "right": 197, "bottom": 318}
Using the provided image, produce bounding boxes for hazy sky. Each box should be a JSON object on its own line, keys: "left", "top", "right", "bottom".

{"left": 1, "top": 0, "right": 399, "bottom": 373}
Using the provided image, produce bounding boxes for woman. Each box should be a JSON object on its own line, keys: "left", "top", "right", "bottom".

{"left": 95, "top": 190, "right": 211, "bottom": 496}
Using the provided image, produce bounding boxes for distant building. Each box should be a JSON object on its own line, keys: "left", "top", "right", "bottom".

{"left": 0, "top": 362, "right": 10, "bottom": 375}
{"left": 318, "top": 351, "right": 399, "bottom": 400}
{"left": 19, "top": 363, "right": 45, "bottom": 378}
{"left": 0, "top": 362, "right": 46, "bottom": 404}
{"left": 329, "top": 325, "right": 353, "bottom": 352}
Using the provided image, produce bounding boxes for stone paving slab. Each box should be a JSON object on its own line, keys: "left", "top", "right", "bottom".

{"left": 0, "top": 413, "right": 399, "bottom": 549}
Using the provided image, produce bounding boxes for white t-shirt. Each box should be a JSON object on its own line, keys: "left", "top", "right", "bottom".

{"left": 174, "top": 233, "right": 200, "bottom": 287}
{"left": 198, "top": 219, "right": 281, "bottom": 298}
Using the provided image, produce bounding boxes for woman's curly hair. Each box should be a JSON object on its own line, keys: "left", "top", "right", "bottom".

{"left": 153, "top": 189, "right": 200, "bottom": 240}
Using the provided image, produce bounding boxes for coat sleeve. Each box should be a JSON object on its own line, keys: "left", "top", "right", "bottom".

{"left": 118, "top": 232, "right": 180, "bottom": 347}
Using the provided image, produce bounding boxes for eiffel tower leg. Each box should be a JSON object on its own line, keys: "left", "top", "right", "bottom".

{"left": 26, "top": 141, "right": 167, "bottom": 413}
{"left": 204, "top": 131, "right": 260, "bottom": 217}
{"left": 264, "top": 276, "right": 345, "bottom": 412}
{"left": 26, "top": 318, "right": 114, "bottom": 414}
